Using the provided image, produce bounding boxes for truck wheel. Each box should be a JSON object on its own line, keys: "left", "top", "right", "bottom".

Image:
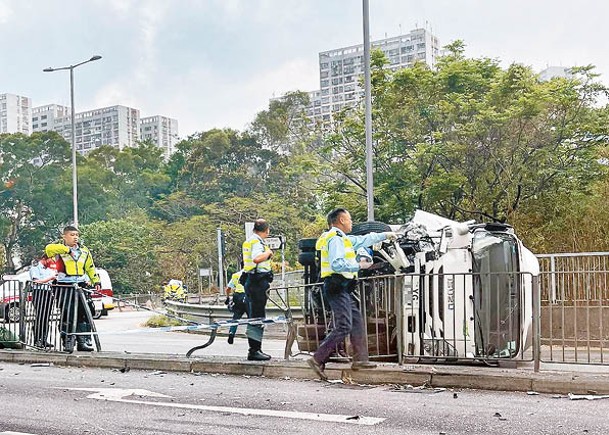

{"left": 298, "top": 238, "right": 318, "bottom": 252}
{"left": 350, "top": 221, "right": 391, "bottom": 236}
{"left": 298, "top": 251, "right": 317, "bottom": 267}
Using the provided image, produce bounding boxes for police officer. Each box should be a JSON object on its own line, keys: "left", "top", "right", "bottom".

{"left": 307, "top": 208, "right": 396, "bottom": 380}
{"left": 45, "top": 225, "right": 101, "bottom": 353}
{"left": 242, "top": 219, "right": 274, "bottom": 361}
{"left": 224, "top": 269, "right": 247, "bottom": 344}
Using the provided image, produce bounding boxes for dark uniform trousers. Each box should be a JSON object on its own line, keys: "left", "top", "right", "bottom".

{"left": 244, "top": 272, "right": 272, "bottom": 352}
{"left": 314, "top": 276, "right": 369, "bottom": 365}
{"left": 229, "top": 292, "right": 248, "bottom": 336}
{"left": 54, "top": 283, "right": 94, "bottom": 343}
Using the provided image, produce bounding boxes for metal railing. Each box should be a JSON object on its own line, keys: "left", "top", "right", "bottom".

{"left": 536, "top": 253, "right": 609, "bottom": 365}
{"left": 5, "top": 253, "right": 609, "bottom": 370}
{"left": 0, "top": 279, "right": 25, "bottom": 349}
{"left": 1, "top": 281, "right": 100, "bottom": 352}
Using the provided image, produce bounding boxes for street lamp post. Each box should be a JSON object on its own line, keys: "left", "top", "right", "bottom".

{"left": 43, "top": 55, "right": 102, "bottom": 228}
{"left": 362, "top": 0, "right": 374, "bottom": 221}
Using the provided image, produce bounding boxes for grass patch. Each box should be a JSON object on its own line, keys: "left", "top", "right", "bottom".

{"left": 144, "top": 314, "right": 184, "bottom": 328}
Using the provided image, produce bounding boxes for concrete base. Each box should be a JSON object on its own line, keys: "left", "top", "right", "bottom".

{"left": 2, "top": 349, "right": 609, "bottom": 395}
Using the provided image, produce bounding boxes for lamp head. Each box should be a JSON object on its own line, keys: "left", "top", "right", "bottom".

{"left": 43, "top": 67, "right": 54, "bottom": 72}
{"left": 90, "top": 55, "right": 102, "bottom": 61}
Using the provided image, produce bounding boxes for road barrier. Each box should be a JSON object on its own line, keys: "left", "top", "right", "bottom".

{"left": 0, "top": 279, "right": 24, "bottom": 349}
{"left": 536, "top": 252, "right": 609, "bottom": 365}
{"left": 5, "top": 253, "right": 609, "bottom": 370}
{"left": 279, "top": 272, "right": 535, "bottom": 365}
{"left": 0, "top": 281, "right": 101, "bottom": 352}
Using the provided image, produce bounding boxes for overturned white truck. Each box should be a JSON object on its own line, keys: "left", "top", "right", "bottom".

{"left": 298, "top": 210, "right": 539, "bottom": 362}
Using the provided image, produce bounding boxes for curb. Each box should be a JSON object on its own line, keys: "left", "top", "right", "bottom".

{"left": 2, "top": 350, "right": 609, "bottom": 395}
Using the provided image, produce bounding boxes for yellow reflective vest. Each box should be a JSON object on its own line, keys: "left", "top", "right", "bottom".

{"left": 229, "top": 271, "right": 245, "bottom": 293}
{"left": 242, "top": 235, "right": 272, "bottom": 272}
{"left": 45, "top": 243, "right": 100, "bottom": 284}
{"left": 316, "top": 229, "right": 357, "bottom": 279}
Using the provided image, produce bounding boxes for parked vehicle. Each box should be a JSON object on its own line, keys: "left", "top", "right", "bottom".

{"left": 90, "top": 268, "right": 114, "bottom": 319}
{"left": 0, "top": 271, "right": 30, "bottom": 323}
{"left": 1, "top": 268, "right": 114, "bottom": 322}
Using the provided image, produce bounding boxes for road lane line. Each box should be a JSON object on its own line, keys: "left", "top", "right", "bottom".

{"left": 61, "top": 388, "right": 385, "bottom": 426}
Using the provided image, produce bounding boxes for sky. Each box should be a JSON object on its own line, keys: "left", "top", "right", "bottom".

{"left": 0, "top": 0, "right": 607, "bottom": 137}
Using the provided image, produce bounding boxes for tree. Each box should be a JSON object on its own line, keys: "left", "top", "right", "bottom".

{"left": 0, "top": 132, "right": 71, "bottom": 272}
{"left": 320, "top": 43, "right": 609, "bottom": 234}
{"left": 82, "top": 212, "right": 163, "bottom": 294}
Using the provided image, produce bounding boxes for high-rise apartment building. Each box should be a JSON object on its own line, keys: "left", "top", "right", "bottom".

{"left": 0, "top": 93, "right": 32, "bottom": 135}
{"left": 317, "top": 28, "right": 439, "bottom": 122}
{"left": 49, "top": 105, "right": 141, "bottom": 154}
{"left": 140, "top": 115, "right": 179, "bottom": 160}
{"left": 31, "top": 104, "right": 70, "bottom": 133}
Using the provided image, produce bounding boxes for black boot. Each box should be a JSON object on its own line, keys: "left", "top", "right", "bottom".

{"left": 77, "top": 336, "right": 94, "bottom": 352}
{"left": 62, "top": 334, "right": 75, "bottom": 354}
{"left": 76, "top": 322, "right": 94, "bottom": 352}
{"left": 227, "top": 334, "right": 235, "bottom": 344}
{"left": 248, "top": 350, "right": 271, "bottom": 361}
{"left": 247, "top": 338, "right": 270, "bottom": 361}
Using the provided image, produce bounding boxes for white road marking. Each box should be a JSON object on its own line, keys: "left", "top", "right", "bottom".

{"left": 0, "top": 432, "right": 37, "bottom": 435}
{"left": 61, "top": 387, "right": 385, "bottom": 426}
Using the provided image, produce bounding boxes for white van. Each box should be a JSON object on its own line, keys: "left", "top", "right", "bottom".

{"left": 91, "top": 268, "right": 115, "bottom": 319}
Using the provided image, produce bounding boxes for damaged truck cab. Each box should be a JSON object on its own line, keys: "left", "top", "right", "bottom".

{"left": 375, "top": 211, "right": 539, "bottom": 360}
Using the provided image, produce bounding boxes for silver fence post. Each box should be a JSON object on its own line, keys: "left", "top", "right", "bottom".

{"left": 532, "top": 275, "right": 541, "bottom": 372}
{"left": 550, "top": 255, "right": 557, "bottom": 304}
{"left": 396, "top": 275, "right": 404, "bottom": 365}
{"left": 18, "top": 281, "right": 27, "bottom": 343}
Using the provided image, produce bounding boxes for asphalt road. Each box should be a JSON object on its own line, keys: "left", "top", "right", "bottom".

{"left": 95, "top": 309, "right": 293, "bottom": 359}
{"left": 0, "top": 362, "right": 608, "bottom": 434}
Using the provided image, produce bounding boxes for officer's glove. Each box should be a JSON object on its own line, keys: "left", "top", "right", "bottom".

{"left": 372, "top": 242, "right": 383, "bottom": 251}
{"left": 224, "top": 296, "right": 231, "bottom": 306}
{"left": 358, "top": 259, "right": 373, "bottom": 270}
{"left": 384, "top": 231, "right": 398, "bottom": 242}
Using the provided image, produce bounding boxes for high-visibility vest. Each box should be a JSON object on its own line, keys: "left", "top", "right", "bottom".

{"left": 316, "top": 229, "right": 356, "bottom": 279}
{"left": 242, "top": 235, "right": 272, "bottom": 272}
{"left": 58, "top": 246, "right": 93, "bottom": 277}
{"left": 46, "top": 243, "right": 99, "bottom": 284}
{"left": 230, "top": 271, "right": 245, "bottom": 293}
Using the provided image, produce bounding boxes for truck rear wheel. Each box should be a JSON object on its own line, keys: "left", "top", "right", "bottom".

{"left": 350, "top": 221, "right": 391, "bottom": 236}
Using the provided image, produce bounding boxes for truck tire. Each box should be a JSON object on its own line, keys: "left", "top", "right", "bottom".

{"left": 350, "top": 221, "right": 391, "bottom": 236}
{"left": 298, "top": 238, "right": 318, "bottom": 252}
{"left": 298, "top": 251, "right": 317, "bottom": 267}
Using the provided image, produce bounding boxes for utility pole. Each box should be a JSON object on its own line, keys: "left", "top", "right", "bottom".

{"left": 362, "top": 0, "right": 374, "bottom": 221}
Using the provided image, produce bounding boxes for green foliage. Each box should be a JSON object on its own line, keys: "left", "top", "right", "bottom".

{"left": 0, "top": 132, "right": 71, "bottom": 271}
{"left": 81, "top": 212, "right": 163, "bottom": 294}
{"left": 3, "top": 44, "right": 609, "bottom": 278}
{"left": 144, "top": 315, "right": 184, "bottom": 328}
{"left": 320, "top": 43, "right": 609, "bottom": 252}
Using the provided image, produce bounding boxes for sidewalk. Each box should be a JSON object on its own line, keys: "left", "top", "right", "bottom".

{"left": 2, "top": 348, "right": 609, "bottom": 396}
